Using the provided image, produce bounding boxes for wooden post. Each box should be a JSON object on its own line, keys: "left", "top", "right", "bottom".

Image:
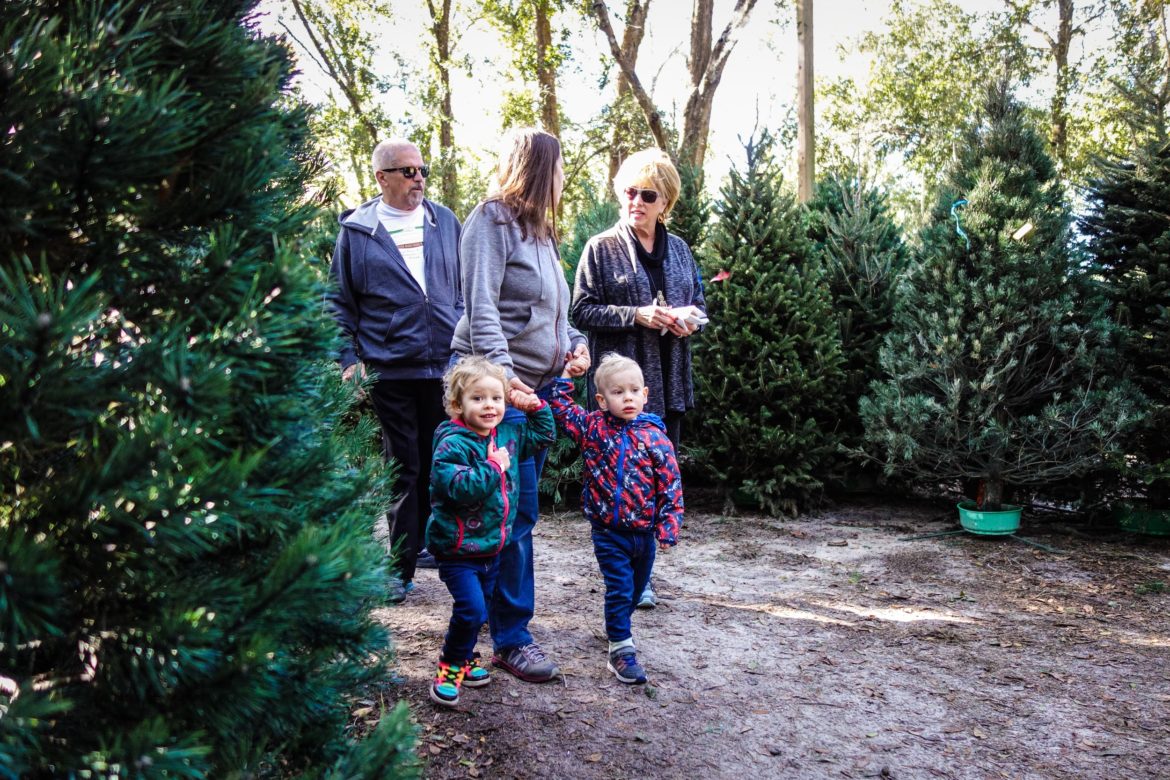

{"left": 796, "top": 0, "right": 814, "bottom": 203}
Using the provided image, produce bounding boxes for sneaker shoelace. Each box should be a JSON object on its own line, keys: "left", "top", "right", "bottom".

{"left": 522, "top": 643, "right": 549, "bottom": 664}
{"left": 434, "top": 662, "right": 464, "bottom": 688}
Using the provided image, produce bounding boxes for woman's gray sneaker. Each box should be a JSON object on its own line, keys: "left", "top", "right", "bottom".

{"left": 492, "top": 642, "right": 561, "bottom": 682}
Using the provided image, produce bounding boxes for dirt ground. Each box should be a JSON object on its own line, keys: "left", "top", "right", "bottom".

{"left": 370, "top": 497, "right": 1170, "bottom": 779}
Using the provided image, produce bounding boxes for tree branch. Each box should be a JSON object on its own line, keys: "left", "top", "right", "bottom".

{"left": 591, "top": 0, "right": 670, "bottom": 150}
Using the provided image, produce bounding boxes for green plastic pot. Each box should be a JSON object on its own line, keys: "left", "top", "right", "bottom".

{"left": 957, "top": 501, "right": 1022, "bottom": 536}
{"left": 1114, "top": 504, "right": 1170, "bottom": 536}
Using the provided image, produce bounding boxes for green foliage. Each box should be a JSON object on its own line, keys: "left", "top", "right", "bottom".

{"left": 807, "top": 174, "right": 909, "bottom": 467}
{"left": 0, "top": 1, "right": 415, "bottom": 775}
{"left": 859, "top": 83, "right": 1141, "bottom": 509}
{"left": 560, "top": 184, "right": 620, "bottom": 285}
{"left": 1082, "top": 138, "right": 1170, "bottom": 506}
{"left": 691, "top": 133, "right": 847, "bottom": 515}
{"left": 669, "top": 157, "right": 711, "bottom": 253}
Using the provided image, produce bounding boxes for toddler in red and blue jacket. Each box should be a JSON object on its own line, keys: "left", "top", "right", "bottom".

{"left": 548, "top": 353, "right": 683, "bottom": 685}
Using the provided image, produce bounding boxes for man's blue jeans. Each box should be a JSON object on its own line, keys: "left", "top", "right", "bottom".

{"left": 437, "top": 556, "right": 500, "bottom": 663}
{"left": 489, "top": 405, "right": 548, "bottom": 653}
{"left": 591, "top": 525, "right": 656, "bottom": 643}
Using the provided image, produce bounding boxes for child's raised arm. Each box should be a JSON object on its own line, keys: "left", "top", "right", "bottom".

{"left": 546, "top": 377, "right": 588, "bottom": 445}
{"left": 519, "top": 402, "right": 557, "bottom": 460}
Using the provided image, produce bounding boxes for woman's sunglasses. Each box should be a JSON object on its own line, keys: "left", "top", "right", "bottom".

{"left": 624, "top": 187, "right": 659, "bottom": 204}
{"left": 380, "top": 165, "right": 430, "bottom": 179}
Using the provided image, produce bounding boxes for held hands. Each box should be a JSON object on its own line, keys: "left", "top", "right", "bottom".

{"left": 487, "top": 440, "right": 511, "bottom": 473}
{"left": 507, "top": 376, "right": 542, "bottom": 412}
{"left": 562, "top": 343, "right": 591, "bottom": 378}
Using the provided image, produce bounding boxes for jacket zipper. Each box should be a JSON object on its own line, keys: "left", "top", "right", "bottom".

{"left": 494, "top": 429, "right": 510, "bottom": 553}
{"left": 612, "top": 421, "right": 627, "bottom": 527}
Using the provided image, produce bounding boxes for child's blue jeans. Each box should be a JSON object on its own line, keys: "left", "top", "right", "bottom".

{"left": 438, "top": 556, "right": 500, "bottom": 663}
{"left": 590, "top": 525, "right": 656, "bottom": 643}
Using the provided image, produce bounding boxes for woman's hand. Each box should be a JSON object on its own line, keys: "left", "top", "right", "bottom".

{"left": 563, "top": 343, "right": 592, "bottom": 377}
{"left": 636, "top": 305, "right": 676, "bottom": 331}
{"left": 487, "top": 440, "right": 511, "bottom": 473}
{"left": 664, "top": 318, "right": 694, "bottom": 338}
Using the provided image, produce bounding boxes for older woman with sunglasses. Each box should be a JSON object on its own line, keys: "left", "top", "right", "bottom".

{"left": 570, "top": 148, "right": 706, "bottom": 607}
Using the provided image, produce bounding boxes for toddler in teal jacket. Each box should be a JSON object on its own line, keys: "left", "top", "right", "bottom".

{"left": 424, "top": 356, "right": 555, "bottom": 706}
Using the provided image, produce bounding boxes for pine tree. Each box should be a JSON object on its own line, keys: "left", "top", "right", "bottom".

{"left": 669, "top": 157, "right": 711, "bottom": 253}
{"left": 807, "top": 174, "right": 908, "bottom": 466}
{"left": 691, "top": 133, "right": 845, "bottom": 514}
{"left": 0, "top": 2, "right": 417, "bottom": 775}
{"left": 1082, "top": 139, "right": 1170, "bottom": 507}
{"left": 859, "top": 84, "right": 1139, "bottom": 510}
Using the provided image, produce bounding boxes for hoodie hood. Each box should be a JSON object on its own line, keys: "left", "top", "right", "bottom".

{"left": 339, "top": 196, "right": 440, "bottom": 233}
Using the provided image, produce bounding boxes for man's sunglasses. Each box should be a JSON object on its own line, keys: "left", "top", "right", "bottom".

{"left": 624, "top": 187, "right": 659, "bottom": 204}
{"left": 380, "top": 165, "right": 430, "bottom": 179}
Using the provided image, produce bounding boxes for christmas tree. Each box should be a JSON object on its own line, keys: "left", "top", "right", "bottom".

{"left": 691, "top": 133, "right": 845, "bottom": 514}
{"left": 860, "top": 84, "right": 1139, "bottom": 510}
{"left": 669, "top": 157, "right": 711, "bottom": 253}
{"left": 0, "top": 1, "right": 416, "bottom": 775}
{"left": 807, "top": 174, "right": 908, "bottom": 464}
{"left": 1082, "top": 138, "right": 1170, "bottom": 507}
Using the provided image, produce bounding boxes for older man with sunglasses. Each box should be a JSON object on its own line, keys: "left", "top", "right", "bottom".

{"left": 328, "top": 139, "right": 462, "bottom": 601}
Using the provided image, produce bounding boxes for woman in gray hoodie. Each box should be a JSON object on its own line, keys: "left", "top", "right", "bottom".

{"left": 450, "top": 127, "right": 589, "bottom": 683}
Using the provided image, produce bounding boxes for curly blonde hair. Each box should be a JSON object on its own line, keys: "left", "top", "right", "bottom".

{"left": 442, "top": 356, "right": 509, "bottom": 417}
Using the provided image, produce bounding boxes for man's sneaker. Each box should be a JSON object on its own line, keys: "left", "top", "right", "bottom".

{"left": 416, "top": 548, "right": 438, "bottom": 569}
{"left": 607, "top": 648, "right": 647, "bottom": 685}
{"left": 462, "top": 653, "right": 491, "bottom": 688}
{"left": 429, "top": 661, "right": 464, "bottom": 707}
{"left": 492, "top": 642, "right": 561, "bottom": 682}
{"left": 388, "top": 579, "right": 414, "bottom": 604}
{"left": 636, "top": 584, "right": 658, "bottom": 609}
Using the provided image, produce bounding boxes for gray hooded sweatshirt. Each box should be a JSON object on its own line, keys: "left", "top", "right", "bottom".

{"left": 451, "top": 200, "right": 585, "bottom": 391}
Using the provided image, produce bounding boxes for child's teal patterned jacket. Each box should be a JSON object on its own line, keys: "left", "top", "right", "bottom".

{"left": 425, "top": 404, "right": 556, "bottom": 559}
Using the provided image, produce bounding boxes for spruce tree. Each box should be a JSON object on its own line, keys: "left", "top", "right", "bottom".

{"left": 0, "top": 1, "right": 416, "bottom": 775}
{"left": 669, "top": 157, "right": 711, "bottom": 253}
{"left": 807, "top": 174, "right": 908, "bottom": 464}
{"left": 859, "top": 84, "right": 1139, "bottom": 510}
{"left": 1082, "top": 139, "right": 1170, "bottom": 507}
{"left": 692, "top": 133, "right": 845, "bottom": 514}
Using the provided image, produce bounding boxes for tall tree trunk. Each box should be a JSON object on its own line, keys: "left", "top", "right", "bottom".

{"left": 796, "top": 0, "right": 815, "bottom": 202}
{"left": 427, "top": 0, "right": 458, "bottom": 208}
{"left": 1050, "top": 0, "right": 1072, "bottom": 168}
{"left": 593, "top": 1, "right": 670, "bottom": 153}
{"left": 535, "top": 0, "right": 561, "bottom": 138}
{"left": 606, "top": 0, "right": 651, "bottom": 182}
{"left": 678, "top": 0, "right": 760, "bottom": 169}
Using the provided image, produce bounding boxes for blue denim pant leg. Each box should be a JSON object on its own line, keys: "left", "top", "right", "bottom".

{"left": 489, "top": 405, "right": 548, "bottom": 653}
{"left": 591, "top": 527, "right": 657, "bottom": 643}
{"left": 438, "top": 557, "right": 499, "bottom": 663}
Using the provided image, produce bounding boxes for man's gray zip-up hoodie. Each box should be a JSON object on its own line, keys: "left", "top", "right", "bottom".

{"left": 451, "top": 200, "right": 585, "bottom": 391}
{"left": 328, "top": 196, "right": 462, "bottom": 380}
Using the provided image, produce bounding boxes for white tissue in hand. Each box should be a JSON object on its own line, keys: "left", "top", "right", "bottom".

{"left": 661, "top": 305, "right": 708, "bottom": 333}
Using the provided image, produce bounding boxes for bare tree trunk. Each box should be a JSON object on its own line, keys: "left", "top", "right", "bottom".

{"left": 427, "top": 0, "right": 458, "bottom": 208}
{"left": 678, "top": 0, "right": 759, "bottom": 169}
{"left": 592, "top": 1, "right": 671, "bottom": 153}
{"left": 1050, "top": 0, "right": 1072, "bottom": 168}
{"left": 796, "top": 0, "right": 815, "bottom": 202}
{"left": 607, "top": 0, "right": 651, "bottom": 182}
{"left": 535, "top": 0, "right": 561, "bottom": 138}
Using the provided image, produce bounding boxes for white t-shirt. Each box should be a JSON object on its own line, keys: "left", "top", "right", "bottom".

{"left": 376, "top": 201, "right": 426, "bottom": 294}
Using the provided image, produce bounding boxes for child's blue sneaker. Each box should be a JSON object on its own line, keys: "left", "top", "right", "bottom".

{"left": 463, "top": 653, "right": 491, "bottom": 688}
{"left": 429, "top": 661, "right": 464, "bottom": 707}
{"left": 607, "top": 648, "right": 647, "bottom": 685}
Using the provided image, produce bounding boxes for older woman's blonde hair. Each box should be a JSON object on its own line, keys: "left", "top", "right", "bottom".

{"left": 442, "top": 355, "right": 509, "bottom": 418}
{"left": 613, "top": 148, "right": 682, "bottom": 219}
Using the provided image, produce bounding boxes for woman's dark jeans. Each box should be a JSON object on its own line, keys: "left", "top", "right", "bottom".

{"left": 489, "top": 405, "right": 548, "bottom": 653}
{"left": 590, "top": 525, "right": 657, "bottom": 643}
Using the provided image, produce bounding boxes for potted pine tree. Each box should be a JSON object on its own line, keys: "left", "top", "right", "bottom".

{"left": 859, "top": 83, "right": 1141, "bottom": 533}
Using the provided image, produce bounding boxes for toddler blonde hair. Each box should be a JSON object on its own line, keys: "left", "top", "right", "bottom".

{"left": 443, "top": 356, "right": 509, "bottom": 417}
{"left": 593, "top": 353, "right": 644, "bottom": 392}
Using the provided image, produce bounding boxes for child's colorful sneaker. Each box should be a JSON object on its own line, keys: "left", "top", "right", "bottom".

{"left": 429, "top": 661, "right": 465, "bottom": 706}
{"left": 463, "top": 653, "right": 491, "bottom": 688}
{"left": 607, "top": 648, "right": 647, "bottom": 685}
